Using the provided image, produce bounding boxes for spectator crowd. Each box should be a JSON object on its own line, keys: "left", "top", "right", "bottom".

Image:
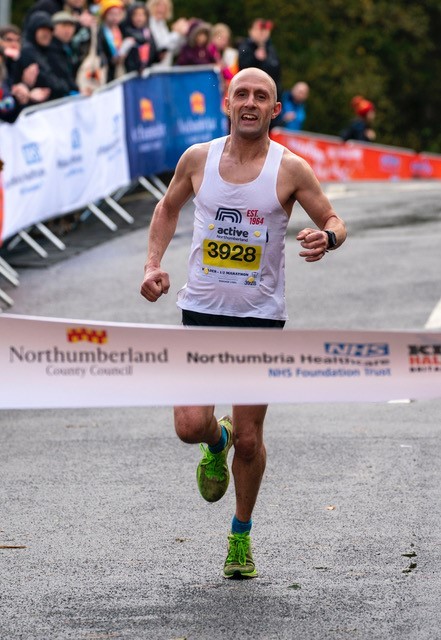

{"left": 1, "top": 0, "right": 374, "bottom": 141}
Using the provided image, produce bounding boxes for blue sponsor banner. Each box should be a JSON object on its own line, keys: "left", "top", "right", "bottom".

{"left": 124, "top": 69, "right": 226, "bottom": 180}
{"left": 123, "top": 75, "right": 169, "bottom": 178}
{"left": 166, "top": 69, "right": 225, "bottom": 166}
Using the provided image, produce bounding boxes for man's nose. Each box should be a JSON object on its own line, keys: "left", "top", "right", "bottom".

{"left": 244, "top": 94, "right": 256, "bottom": 107}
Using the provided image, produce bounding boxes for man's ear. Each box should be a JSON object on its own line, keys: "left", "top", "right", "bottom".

{"left": 271, "top": 101, "right": 282, "bottom": 119}
{"left": 224, "top": 96, "right": 230, "bottom": 116}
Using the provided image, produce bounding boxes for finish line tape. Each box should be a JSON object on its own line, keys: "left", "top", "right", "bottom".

{"left": 1, "top": 314, "right": 440, "bottom": 409}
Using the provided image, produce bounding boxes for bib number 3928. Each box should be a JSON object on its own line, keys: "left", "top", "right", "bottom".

{"left": 203, "top": 240, "right": 261, "bottom": 269}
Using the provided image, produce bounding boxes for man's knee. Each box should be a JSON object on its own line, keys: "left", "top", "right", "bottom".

{"left": 233, "top": 431, "right": 262, "bottom": 461}
{"left": 174, "top": 408, "right": 212, "bottom": 444}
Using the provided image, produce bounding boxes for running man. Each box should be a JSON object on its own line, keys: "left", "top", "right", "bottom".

{"left": 140, "top": 67, "right": 347, "bottom": 578}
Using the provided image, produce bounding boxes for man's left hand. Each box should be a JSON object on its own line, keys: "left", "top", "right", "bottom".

{"left": 296, "top": 227, "right": 328, "bottom": 262}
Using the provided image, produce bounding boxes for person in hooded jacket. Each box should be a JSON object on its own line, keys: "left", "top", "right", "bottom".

{"left": 176, "top": 19, "right": 217, "bottom": 66}
{"left": 14, "top": 11, "right": 75, "bottom": 100}
{"left": 23, "top": 0, "right": 65, "bottom": 34}
{"left": 122, "top": 3, "right": 160, "bottom": 73}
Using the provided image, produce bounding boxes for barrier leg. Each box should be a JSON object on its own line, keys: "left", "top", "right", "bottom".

{"left": 84, "top": 203, "right": 118, "bottom": 232}
{"left": 149, "top": 175, "right": 168, "bottom": 195}
{"left": 104, "top": 197, "right": 134, "bottom": 224}
{"left": 14, "top": 230, "right": 48, "bottom": 258}
{"left": 35, "top": 223, "right": 66, "bottom": 251}
{"left": 138, "top": 176, "right": 164, "bottom": 201}
{"left": 0, "top": 288, "right": 14, "bottom": 308}
{"left": 0, "top": 263, "right": 19, "bottom": 287}
{"left": 0, "top": 257, "right": 19, "bottom": 280}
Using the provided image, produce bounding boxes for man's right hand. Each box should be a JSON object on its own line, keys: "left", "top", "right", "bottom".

{"left": 140, "top": 267, "right": 170, "bottom": 302}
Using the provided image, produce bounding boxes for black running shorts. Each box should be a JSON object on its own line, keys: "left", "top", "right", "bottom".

{"left": 182, "top": 309, "right": 285, "bottom": 329}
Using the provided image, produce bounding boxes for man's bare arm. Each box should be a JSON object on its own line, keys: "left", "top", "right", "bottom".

{"left": 140, "top": 148, "right": 197, "bottom": 302}
{"left": 283, "top": 154, "right": 347, "bottom": 262}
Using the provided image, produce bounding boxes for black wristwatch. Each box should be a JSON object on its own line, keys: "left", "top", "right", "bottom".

{"left": 324, "top": 230, "right": 337, "bottom": 250}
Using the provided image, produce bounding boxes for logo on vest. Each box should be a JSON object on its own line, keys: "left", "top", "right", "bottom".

{"left": 215, "top": 207, "right": 242, "bottom": 224}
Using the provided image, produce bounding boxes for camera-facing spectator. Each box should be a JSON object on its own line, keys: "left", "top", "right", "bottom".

{"left": 122, "top": 3, "right": 160, "bottom": 73}
{"left": 210, "top": 23, "right": 238, "bottom": 81}
{"left": 281, "top": 81, "right": 310, "bottom": 131}
{"left": 176, "top": 19, "right": 217, "bottom": 66}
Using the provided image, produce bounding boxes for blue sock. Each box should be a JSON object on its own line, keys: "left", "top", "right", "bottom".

{"left": 208, "top": 424, "right": 228, "bottom": 454}
{"left": 232, "top": 515, "right": 252, "bottom": 535}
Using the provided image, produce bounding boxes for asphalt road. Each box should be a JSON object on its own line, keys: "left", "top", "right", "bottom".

{"left": 1, "top": 180, "right": 441, "bottom": 640}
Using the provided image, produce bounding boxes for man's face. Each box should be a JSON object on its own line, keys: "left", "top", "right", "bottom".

{"left": 0, "top": 31, "right": 21, "bottom": 53}
{"left": 35, "top": 27, "right": 53, "bottom": 47}
{"left": 54, "top": 22, "right": 76, "bottom": 43}
{"left": 225, "top": 70, "right": 281, "bottom": 138}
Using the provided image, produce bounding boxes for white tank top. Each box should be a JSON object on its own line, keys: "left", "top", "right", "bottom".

{"left": 177, "top": 136, "right": 289, "bottom": 320}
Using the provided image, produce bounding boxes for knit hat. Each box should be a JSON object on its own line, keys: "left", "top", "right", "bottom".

{"left": 52, "top": 11, "right": 79, "bottom": 25}
{"left": 99, "top": 0, "right": 124, "bottom": 17}
{"left": 356, "top": 99, "right": 375, "bottom": 117}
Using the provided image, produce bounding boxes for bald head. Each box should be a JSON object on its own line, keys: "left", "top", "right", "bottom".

{"left": 228, "top": 68, "right": 277, "bottom": 104}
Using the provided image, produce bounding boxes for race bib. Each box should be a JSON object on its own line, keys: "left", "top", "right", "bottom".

{"left": 200, "top": 221, "right": 267, "bottom": 286}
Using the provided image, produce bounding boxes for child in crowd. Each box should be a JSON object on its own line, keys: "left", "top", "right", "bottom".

{"left": 122, "top": 3, "right": 160, "bottom": 72}
{"left": 176, "top": 19, "right": 217, "bottom": 66}
{"left": 97, "top": 0, "right": 134, "bottom": 81}
{"left": 210, "top": 22, "right": 238, "bottom": 85}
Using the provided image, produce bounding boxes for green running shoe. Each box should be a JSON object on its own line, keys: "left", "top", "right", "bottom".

{"left": 196, "top": 415, "right": 233, "bottom": 503}
{"left": 223, "top": 531, "right": 258, "bottom": 579}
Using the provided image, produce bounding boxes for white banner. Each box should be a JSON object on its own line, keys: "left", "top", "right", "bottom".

{"left": 0, "top": 85, "right": 130, "bottom": 242}
{"left": 0, "top": 315, "right": 440, "bottom": 409}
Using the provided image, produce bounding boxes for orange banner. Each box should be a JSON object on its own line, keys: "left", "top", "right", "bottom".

{"left": 270, "top": 128, "right": 441, "bottom": 182}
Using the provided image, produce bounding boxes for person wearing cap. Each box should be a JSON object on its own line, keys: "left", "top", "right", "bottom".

{"left": 97, "top": 0, "right": 134, "bottom": 81}
{"left": 14, "top": 11, "right": 73, "bottom": 100}
{"left": 341, "top": 95, "right": 376, "bottom": 142}
{"left": 46, "top": 11, "right": 81, "bottom": 94}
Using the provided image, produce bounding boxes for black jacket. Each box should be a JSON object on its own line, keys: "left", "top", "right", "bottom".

{"left": 15, "top": 12, "right": 73, "bottom": 100}
{"left": 46, "top": 36, "right": 79, "bottom": 94}
{"left": 238, "top": 37, "right": 282, "bottom": 100}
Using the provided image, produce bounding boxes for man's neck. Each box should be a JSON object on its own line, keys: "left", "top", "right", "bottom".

{"left": 226, "top": 134, "right": 270, "bottom": 164}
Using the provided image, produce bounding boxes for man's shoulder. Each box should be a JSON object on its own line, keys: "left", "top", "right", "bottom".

{"left": 277, "top": 143, "right": 311, "bottom": 174}
{"left": 178, "top": 140, "right": 213, "bottom": 175}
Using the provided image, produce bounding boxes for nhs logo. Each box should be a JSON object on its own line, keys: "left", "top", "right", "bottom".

{"left": 22, "top": 143, "right": 42, "bottom": 165}
{"left": 324, "top": 342, "right": 390, "bottom": 357}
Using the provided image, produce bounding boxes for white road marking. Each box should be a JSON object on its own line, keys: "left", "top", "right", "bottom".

{"left": 425, "top": 298, "right": 441, "bottom": 329}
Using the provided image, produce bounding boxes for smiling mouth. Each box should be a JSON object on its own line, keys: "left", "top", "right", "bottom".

{"left": 241, "top": 114, "right": 258, "bottom": 121}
